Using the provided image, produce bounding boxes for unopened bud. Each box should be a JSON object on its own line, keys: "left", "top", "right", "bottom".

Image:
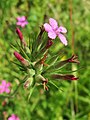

{"left": 14, "top": 51, "right": 29, "bottom": 66}
{"left": 16, "top": 28, "right": 23, "bottom": 40}
{"left": 16, "top": 28, "right": 26, "bottom": 46}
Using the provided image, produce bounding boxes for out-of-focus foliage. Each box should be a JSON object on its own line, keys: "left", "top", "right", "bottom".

{"left": 0, "top": 0, "right": 90, "bottom": 120}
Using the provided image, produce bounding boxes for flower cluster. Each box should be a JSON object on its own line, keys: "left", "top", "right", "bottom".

{"left": 13, "top": 17, "right": 79, "bottom": 91}
{"left": 0, "top": 17, "right": 80, "bottom": 119}
{"left": 0, "top": 17, "right": 80, "bottom": 95}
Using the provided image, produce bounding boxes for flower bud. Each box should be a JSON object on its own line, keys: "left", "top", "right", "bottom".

{"left": 14, "top": 51, "right": 29, "bottom": 66}
{"left": 16, "top": 28, "right": 26, "bottom": 46}
{"left": 16, "top": 28, "right": 23, "bottom": 40}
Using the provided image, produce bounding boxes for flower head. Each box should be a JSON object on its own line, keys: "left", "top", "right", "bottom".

{"left": 0, "top": 80, "right": 11, "bottom": 94}
{"left": 8, "top": 114, "right": 20, "bottom": 120}
{"left": 44, "top": 18, "right": 67, "bottom": 45}
{"left": 16, "top": 16, "right": 28, "bottom": 28}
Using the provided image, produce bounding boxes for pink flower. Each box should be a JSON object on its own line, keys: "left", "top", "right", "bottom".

{"left": 8, "top": 114, "right": 20, "bottom": 120}
{"left": 0, "top": 80, "right": 11, "bottom": 94}
{"left": 44, "top": 18, "right": 67, "bottom": 45}
{"left": 16, "top": 16, "right": 28, "bottom": 28}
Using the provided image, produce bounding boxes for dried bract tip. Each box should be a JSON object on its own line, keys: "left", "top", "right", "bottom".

{"left": 40, "top": 25, "right": 45, "bottom": 33}
{"left": 67, "top": 54, "right": 80, "bottom": 64}
{"left": 46, "top": 39, "right": 53, "bottom": 49}
{"left": 42, "top": 79, "right": 48, "bottom": 91}
{"left": 63, "top": 75, "right": 79, "bottom": 80}
{"left": 40, "top": 52, "right": 48, "bottom": 66}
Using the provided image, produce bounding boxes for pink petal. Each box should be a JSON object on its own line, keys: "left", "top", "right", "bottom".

{"left": 0, "top": 85, "right": 2, "bottom": 89}
{"left": 17, "top": 118, "right": 20, "bottom": 120}
{"left": 16, "top": 17, "right": 21, "bottom": 21}
{"left": 8, "top": 114, "right": 20, "bottom": 120}
{"left": 44, "top": 23, "right": 53, "bottom": 32}
{"left": 49, "top": 18, "right": 58, "bottom": 30}
{"left": 58, "top": 26, "right": 67, "bottom": 33}
{"left": 21, "top": 23, "right": 26, "bottom": 28}
{"left": 17, "top": 16, "right": 26, "bottom": 22}
{"left": 58, "top": 33, "right": 67, "bottom": 46}
{"left": 0, "top": 88, "right": 5, "bottom": 93}
{"left": 5, "top": 88, "right": 10, "bottom": 93}
{"left": 21, "top": 21, "right": 28, "bottom": 28}
{"left": 0, "top": 90, "right": 4, "bottom": 94}
{"left": 24, "top": 21, "right": 28, "bottom": 25}
{"left": 8, "top": 118, "right": 13, "bottom": 120}
{"left": 6, "top": 82, "right": 11, "bottom": 87}
{"left": 21, "top": 16, "right": 26, "bottom": 21}
{"left": 16, "top": 22, "right": 22, "bottom": 26}
{"left": 8, "top": 116, "right": 14, "bottom": 120}
{"left": 48, "top": 31, "right": 57, "bottom": 39}
{"left": 2, "top": 80, "right": 6, "bottom": 86}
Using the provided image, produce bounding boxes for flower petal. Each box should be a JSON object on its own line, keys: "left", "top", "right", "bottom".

{"left": 24, "top": 21, "right": 28, "bottom": 25}
{"left": 21, "top": 23, "right": 26, "bottom": 28}
{"left": 16, "top": 17, "right": 21, "bottom": 21}
{"left": 57, "top": 26, "right": 67, "bottom": 33}
{"left": 0, "top": 89, "right": 4, "bottom": 94}
{"left": 2, "top": 80, "right": 6, "bottom": 86}
{"left": 5, "top": 88, "right": 10, "bottom": 93}
{"left": 21, "top": 16, "right": 26, "bottom": 21}
{"left": 16, "top": 22, "right": 22, "bottom": 26}
{"left": 6, "top": 82, "right": 11, "bottom": 87}
{"left": 58, "top": 33, "right": 67, "bottom": 45}
{"left": 49, "top": 18, "right": 58, "bottom": 30}
{"left": 17, "top": 16, "right": 26, "bottom": 22}
{"left": 44, "top": 23, "right": 52, "bottom": 32}
{"left": 48, "top": 31, "right": 56, "bottom": 39}
{"left": 8, "top": 114, "right": 20, "bottom": 120}
{"left": 0, "top": 85, "right": 2, "bottom": 89}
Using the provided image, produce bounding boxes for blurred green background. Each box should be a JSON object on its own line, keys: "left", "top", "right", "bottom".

{"left": 0, "top": 0, "right": 90, "bottom": 120}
